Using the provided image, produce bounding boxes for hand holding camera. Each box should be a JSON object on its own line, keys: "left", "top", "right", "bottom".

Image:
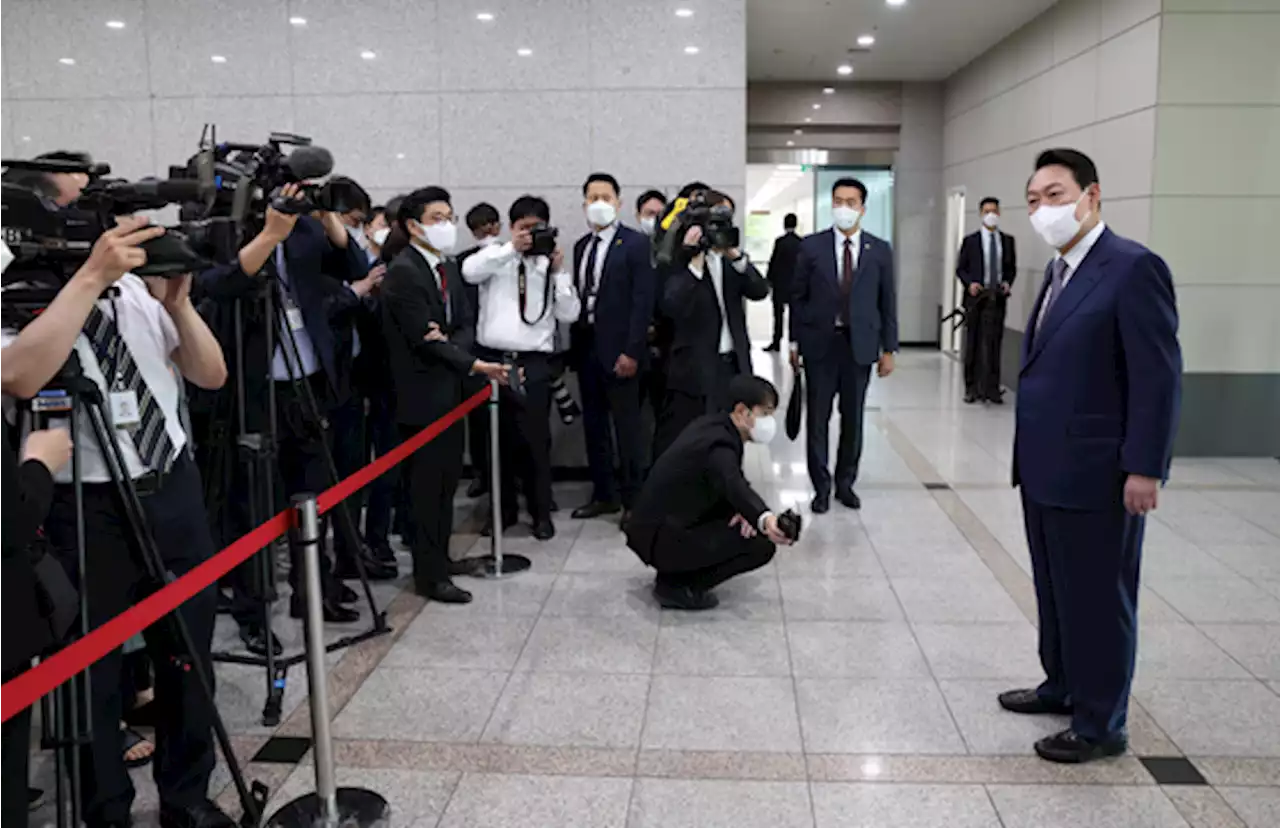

{"left": 511, "top": 228, "right": 533, "bottom": 253}
{"left": 264, "top": 182, "right": 304, "bottom": 243}
{"left": 550, "top": 246, "right": 564, "bottom": 272}
{"left": 80, "top": 216, "right": 166, "bottom": 289}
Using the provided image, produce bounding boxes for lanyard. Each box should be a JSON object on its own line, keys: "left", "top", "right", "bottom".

{"left": 517, "top": 258, "right": 554, "bottom": 326}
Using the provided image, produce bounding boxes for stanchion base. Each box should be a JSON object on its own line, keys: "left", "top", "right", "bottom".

{"left": 473, "top": 554, "right": 532, "bottom": 579}
{"left": 264, "top": 789, "right": 389, "bottom": 828}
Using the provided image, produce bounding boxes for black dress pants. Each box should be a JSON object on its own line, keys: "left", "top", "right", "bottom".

{"left": 43, "top": 452, "right": 218, "bottom": 827}
{"left": 465, "top": 376, "right": 490, "bottom": 492}
{"left": 329, "top": 393, "right": 367, "bottom": 566}
{"left": 493, "top": 353, "right": 553, "bottom": 524}
{"left": 770, "top": 294, "right": 787, "bottom": 346}
{"left": 649, "top": 519, "right": 776, "bottom": 592}
{"left": 579, "top": 348, "right": 644, "bottom": 508}
{"left": 653, "top": 354, "right": 739, "bottom": 461}
{"left": 363, "top": 388, "right": 399, "bottom": 548}
{"left": 399, "top": 420, "right": 464, "bottom": 588}
{"left": 1, "top": 667, "right": 32, "bottom": 828}
{"left": 962, "top": 291, "right": 1007, "bottom": 399}
{"left": 804, "top": 330, "right": 872, "bottom": 497}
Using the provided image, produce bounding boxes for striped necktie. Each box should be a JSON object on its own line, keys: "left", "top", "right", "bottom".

{"left": 84, "top": 304, "right": 174, "bottom": 471}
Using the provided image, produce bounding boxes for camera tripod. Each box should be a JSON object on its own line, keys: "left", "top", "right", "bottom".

{"left": 25, "top": 354, "right": 267, "bottom": 828}
{"left": 206, "top": 263, "right": 389, "bottom": 727}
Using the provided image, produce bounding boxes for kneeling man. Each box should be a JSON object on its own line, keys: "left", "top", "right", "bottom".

{"left": 625, "top": 375, "right": 794, "bottom": 610}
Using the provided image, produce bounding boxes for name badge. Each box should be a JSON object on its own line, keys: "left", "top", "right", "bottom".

{"left": 110, "top": 390, "right": 141, "bottom": 428}
{"left": 285, "top": 306, "right": 306, "bottom": 332}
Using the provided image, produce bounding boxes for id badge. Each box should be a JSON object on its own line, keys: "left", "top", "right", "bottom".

{"left": 110, "top": 389, "right": 141, "bottom": 428}
{"left": 285, "top": 306, "right": 305, "bottom": 332}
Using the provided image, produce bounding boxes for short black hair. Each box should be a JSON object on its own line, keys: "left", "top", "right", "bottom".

{"left": 727, "top": 375, "right": 779, "bottom": 411}
{"left": 784, "top": 213, "right": 798, "bottom": 229}
{"left": 395, "top": 186, "right": 451, "bottom": 233}
{"left": 979, "top": 197, "right": 1000, "bottom": 210}
{"left": 369, "top": 205, "right": 386, "bottom": 220}
{"left": 466, "top": 202, "right": 501, "bottom": 232}
{"left": 832, "top": 177, "right": 867, "bottom": 203}
{"left": 583, "top": 172, "right": 620, "bottom": 197}
{"left": 706, "top": 189, "right": 735, "bottom": 211}
{"left": 509, "top": 194, "right": 550, "bottom": 224}
{"left": 636, "top": 189, "right": 666, "bottom": 212}
{"left": 1034, "top": 148, "right": 1099, "bottom": 190}
{"left": 678, "top": 181, "right": 711, "bottom": 199}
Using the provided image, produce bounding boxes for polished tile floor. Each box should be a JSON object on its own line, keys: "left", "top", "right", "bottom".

{"left": 30, "top": 350, "right": 1280, "bottom": 828}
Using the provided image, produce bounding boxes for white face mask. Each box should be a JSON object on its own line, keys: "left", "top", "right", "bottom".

{"left": 833, "top": 205, "right": 862, "bottom": 232}
{"left": 639, "top": 216, "right": 657, "bottom": 236}
{"left": 1030, "top": 194, "right": 1087, "bottom": 250}
{"left": 420, "top": 221, "right": 457, "bottom": 254}
{"left": 750, "top": 413, "right": 778, "bottom": 445}
{"left": 982, "top": 212, "right": 1000, "bottom": 229}
{"left": 371, "top": 226, "right": 391, "bottom": 246}
{"left": 348, "top": 225, "right": 367, "bottom": 248}
{"left": 586, "top": 200, "right": 617, "bottom": 228}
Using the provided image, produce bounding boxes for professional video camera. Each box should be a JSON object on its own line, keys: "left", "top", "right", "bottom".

{"left": 528, "top": 221, "right": 559, "bottom": 257}
{"left": 654, "top": 189, "right": 740, "bottom": 266}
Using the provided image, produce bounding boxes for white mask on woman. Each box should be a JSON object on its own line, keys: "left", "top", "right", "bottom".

{"left": 371, "top": 227, "right": 391, "bottom": 246}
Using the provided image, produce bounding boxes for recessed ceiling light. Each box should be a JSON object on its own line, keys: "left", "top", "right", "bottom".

{"left": 21, "top": 136, "right": 31, "bottom": 142}
{"left": 289, "top": 16, "right": 307, "bottom": 26}
{"left": 684, "top": 45, "right": 700, "bottom": 55}
{"left": 396, "top": 152, "right": 406, "bottom": 160}
{"left": 812, "top": 103, "right": 821, "bottom": 110}
{"left": 360, "top": 50, "right": 377, "bottom": 60}
{"left": 786, "top": 140, "right": 795, "bottom": 147}
{"left": 857, "top": 34, "right": 876, "bottom": 47}
{"left": 804, "top": 117, "right": 812, "bottom": 123}
{"left": 794, "top": 128, "right": 803, "bottom": 134}
{"left": 822, "top": 87, "right": 835, "bottom": 94}
{"left": 517, "top": 47, "right": 533, "bottom": 56}
{"left": 210, "top": 55, "right": 227, "bottom": 63}
{"left": 675, "top": 8, "right": 694, "bottom": 17}
{"left": 837, "top": 64, "right": 853, "bottom": 75}
{"left": 476, "top": 12, "right": 495, "bottom": 21}
{"left": 887, "top": 0, "right": 907, "bottom": 7}
{"left": 106, "top": 20, "right": 126, "bottom": 30}
{"left": 58, "top": 57, "right": 76, "bottom": 65}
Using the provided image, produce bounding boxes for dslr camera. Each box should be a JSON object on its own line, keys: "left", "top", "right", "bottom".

{"left": 528, "top": 221, "right": 559, "bottom": 257}
{"left": 654, "top": 189, "right": 740, "bottom": 266}
{"left": 776, "top": 509, "right": 803, "bottom": 543}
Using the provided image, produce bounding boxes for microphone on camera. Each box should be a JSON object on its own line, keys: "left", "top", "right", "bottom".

{"left": 282, "top": 146, "right": 334, "bottom": 181}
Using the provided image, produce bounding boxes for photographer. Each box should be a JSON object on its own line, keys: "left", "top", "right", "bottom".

{"left": 652, "top": 189, "right": 769, "bottom": 460}
{"left": 2, "top": 218, "right": 236, "bottom": 828}
{"left": 625, "top": 375, "right": 793, "bottom": 611}
{"left": 462, "top": 196, "right": 580, "bottom": 541}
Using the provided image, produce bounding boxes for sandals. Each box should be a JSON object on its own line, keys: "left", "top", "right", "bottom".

{"left": 121, "top": 726, "right": 154, "bottom": 768}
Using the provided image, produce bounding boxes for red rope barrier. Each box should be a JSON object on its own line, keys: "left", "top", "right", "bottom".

{"left": 0, "top": 386, "right": 489, "bottom": 723}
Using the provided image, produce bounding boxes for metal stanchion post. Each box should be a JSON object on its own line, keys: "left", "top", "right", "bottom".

{"left": 265, "top": 495, "right": 389, "bottom": 828}
{"left": 478, "top": 379, "right": 531, "bottom": 578}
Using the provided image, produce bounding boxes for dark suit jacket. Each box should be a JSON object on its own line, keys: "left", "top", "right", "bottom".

{"left": 626, "top": 413, "right": 769, "bottom": 556}
{"left": 662, "top": 253, "right": 770, "bottom": 397}
{"left": 766, "top": 231, "right": 802, "bottom": 302}
{"left": 570, "top": 224, "right": 656, "bottom": 371}
{"left": 789, "top": 229, "right": 898, "bottom": 366}
{"left": 1013, "top": 227, "right": 1181, "bottom": 511}
{"left": 956, "top": 229, "right": 1016, "bottom": 288}
{"left": 380, "top": 247, "right": 478, "bottom": 427}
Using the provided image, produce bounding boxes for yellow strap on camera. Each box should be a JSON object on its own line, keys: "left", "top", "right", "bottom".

{"left": 660, "top": 197, "right": 689, "bottom": 232}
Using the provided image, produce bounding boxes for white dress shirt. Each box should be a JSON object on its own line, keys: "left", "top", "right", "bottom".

{"left": 271, "top": 245, "right": 322, "bottom": 381}
{"left": 2, "top": 274, "right": 186, "bottom": 483}
{"left": 1036, "top": 220, "right": 1107, "bottom": 331}
{"left": 835, "top": 228, "right": 862, "bottom": 273}
{"left": 579, "top": 222, "right": 618, "bottom": 324}
{"left": 688, "top": 250, "right": 749, "bottom": 355}
{"left": 980, "top": 225, "right": 1003, "bottom": 287}
{"left": 462, "top": 241, "right": 581, "bottom": 353}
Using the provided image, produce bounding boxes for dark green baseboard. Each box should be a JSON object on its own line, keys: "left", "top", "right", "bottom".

{"left": 999, "top": 327, "right": 1280, "bottom": 457}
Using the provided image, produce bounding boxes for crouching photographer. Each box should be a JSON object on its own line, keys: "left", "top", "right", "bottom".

{"left": 625, "top": 375, "right": 798, "bottom": 611}
{"left": 2, "top": 217, "right": 235, "bottom": 828}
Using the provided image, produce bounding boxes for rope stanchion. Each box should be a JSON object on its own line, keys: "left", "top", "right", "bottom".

{"left": 264, "top": 496, "right": 389, "bottom": 828}
{"left": 475, "top": 379, "right": 531, "bottom": 578}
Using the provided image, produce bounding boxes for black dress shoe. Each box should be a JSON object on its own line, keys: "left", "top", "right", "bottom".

{"left": 367, "top": 542, "right": 396, "bottom": 564}
{"left": 334, "top": 556, "right": 398, "bottom": 582}
{"left": 653, "top": 582, "right": 719, "bottom": 611}
{"left": 239, "top": 624, "right": 283, "bottom": 657}
{"left": 336, "top": 583, "right": 359, "bottom": 605}
{"left": 987, "top": 394, "right": 1004, "bottom": 405}
{"left": 160, "top": 800, "right": 235, "bottom": 828}
{"left": 836, "top": 488, "right": 862, "bottom": 509}
{"left": 532, "top": 519, "right": 556, "bottom": 541}
{"left": 449, "top": 557, "right": 486, "bottom": 577}
{"left": 1034, "top": 728, "right": 1127, "bottom": 764}
{"left": 998, "top": 687, "right": 1073, "bottom": 715}
{"left": 466, "top": 477, "right": 489, "bottom": 498}
{"left": 811, "top": 492, "right": 830, "bottom": 514}
{"left": 290, "top": 597, "right": 359, "bottom": 623}
{"left": 421, "top": 580, "right": 473, "bottom": 604}
{"left": 964, "top": 392, "right": 979, "bottom": 404}
{"left": 572, "top": 500, "right": 621, "bottom": 519}
{"left": 763, "top": 342, "right": 781, "bottom": 352}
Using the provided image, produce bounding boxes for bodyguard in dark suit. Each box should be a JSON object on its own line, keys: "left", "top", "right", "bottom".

{"left": 764, "top": 213, "right": 802, "bottom": 352}
{"left": 653, "top": 190, "right": 770, "bottom": 460}
{"left": 380, "top": 187, "right": 509, "bottom": 603}
{"left": 789, "top": 177, "right": 898, "bottom": 513}
{"left": 955, "top": 196, "right": 1017, "bottom": 403}
{"left": 570, "top": 173, "right": 656, "bottom": 523}
{"left": 626, "top": 375, "right": 794, "bottom": 610}
{"left": 1000, "top": 149, "right": 1181, "bottom": 764}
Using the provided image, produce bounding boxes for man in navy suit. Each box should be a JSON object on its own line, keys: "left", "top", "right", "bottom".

{"left": 1000, "top": 148, "right": 1181, "bottom": 764}
{"left": 955, "top": 196, "right": 1017, "bottom": 403}
{"left": 570, "top": 173, "right": 656, "bottom": 525}
{"left": 789, "top": 177, "right": 898, "bottom": 513}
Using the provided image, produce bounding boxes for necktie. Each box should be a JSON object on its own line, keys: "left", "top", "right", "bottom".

{"left": 581, "top": 235, "right": 600, "bottom": 323}
{"left": 1037, "top": 258, "right": 1069, "bottom": 334}
{"left": 839, "top": 238, "right": 855, "bottom": 325}
{"left": 436, "top": 263, "right": 451, "bottom": 324}
{"left": 986, "top": 232, "right": 999, "bottom": 288}
{"left": 84, "top": 304, "right": 174, "bottom": 471}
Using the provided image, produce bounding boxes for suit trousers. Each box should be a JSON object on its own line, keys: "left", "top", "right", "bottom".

{"left": 648, "top": 519, "right": 776, "bottom": 592}
{"left": 653, "top": 354, "right": 740, "bottom": 461}
{"left": 400, "top": 421, "right": 464, "bottom": 587}
{"left": 363, "top": 388, "right": 399, "bottom": 548}
{"left": 494, "top": 354, "right": 554, "bottom": 524}
{"left": 329, "top": 393, "right": 367, "bottom": 565}
{"left": 1022, "top": 491, "right": 1144, "bottom": 741}
{"left": 43, "top": 452, "right": 218, "bottom": 827}
{"left": 273, "top": 376, "right": 340, "bottom": 600}
{"left": 2, "top": 667, "right": 32, "bottom": 828}
{"left": 770, "top": 293, "right": 788, "bottom": 346}
{"left": 579, "top": 351, "right": 645, "bottom": 508}
{"left": 804, "top": 329, "right": 872, "bottom": 495}
{"left": 962, "top": 291, "right": 1007, "bottom": 398}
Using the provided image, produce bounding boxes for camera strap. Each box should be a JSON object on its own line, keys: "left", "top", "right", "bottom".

{"left": 517, "top": 259, "right": 554, "bottom": 326}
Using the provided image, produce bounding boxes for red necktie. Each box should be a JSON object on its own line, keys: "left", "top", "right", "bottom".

{"left": 436, "top": 263, "right": 451, "bottom": 322}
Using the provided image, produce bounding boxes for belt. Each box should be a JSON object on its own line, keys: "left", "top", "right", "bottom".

{"left": 133, "top": 467, "right": 168, "bottom": 497}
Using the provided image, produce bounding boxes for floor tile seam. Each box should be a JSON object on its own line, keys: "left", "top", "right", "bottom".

{"left": 633, "top": 597, "right": 663, "bottom": 779}
{"left": 471, "top": 582, "right": 553, "bottom": 747}
{"left": 774, "top": 546, "right": 821, "bottom": 826}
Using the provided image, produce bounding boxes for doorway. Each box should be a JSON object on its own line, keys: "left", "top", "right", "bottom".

{"left": 941, "top": 187, "right": 967, "bottom": 356}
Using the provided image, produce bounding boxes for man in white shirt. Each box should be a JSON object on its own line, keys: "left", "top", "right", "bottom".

{"left": 2, "top": 218, "right": 236, "bottom": 828}
{"left": 462, "top": 195, "right": 580, "bottom": 541}
{"left": 955, "top": 196, "right": 1017, "bottom": 403}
